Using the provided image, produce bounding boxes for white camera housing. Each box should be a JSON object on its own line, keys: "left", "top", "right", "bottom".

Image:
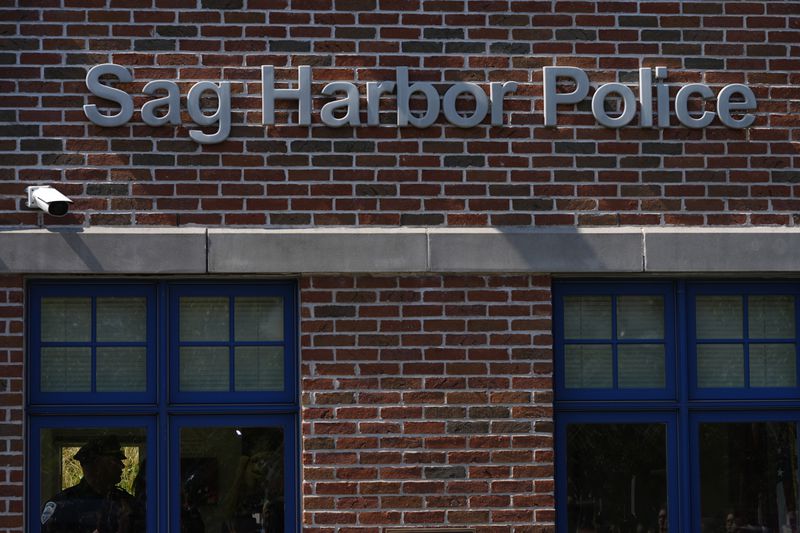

{"left": 25, "top": 186, "right": 73, "bottom": 217}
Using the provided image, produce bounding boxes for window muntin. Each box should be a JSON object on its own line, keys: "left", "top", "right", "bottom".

{"left": 40, "top": 295, "right": 150, "bottom": 392}
{"left": 555, "top": 282, "right": 674, "bottom": 400}
{"left": 556, "top": 281, "right": 800, "bottom": 533}
{"left": 30, "top": 284, "right": 157, "bottom": 403}
{"left": 28, "top": 281, "right": 298, "bottom": 533}
{"left": 170, "top": 285, "right": 294, "bottom": 403}
{"left": 688, "top": 286, "right": 800, "bottom": 398}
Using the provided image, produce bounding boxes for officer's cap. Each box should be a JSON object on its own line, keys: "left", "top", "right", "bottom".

{"left": 74, "top": 435, "right": 125, "bottom": 463}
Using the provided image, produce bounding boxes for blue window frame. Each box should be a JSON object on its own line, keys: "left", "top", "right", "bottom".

{"left": 29, "top": 416, "right": 159, "bottom": 533}
{"left": 688, "top": 410, "right": 800, "bottom": 533}
{"left": 28, "top": 282, "right": 158, "bottom": 405}
{"left": 554, "top": 281, "right": 676, "bottom": 401}
{"left": 27, "top": 280, "right": 299, "bottom": 533}
{"left": 686, "top": 283, "right": 800, "bottom": 400}
{"left": 555, "top": 281, "right": 800, "bottom": 533}
{"left": 555, "top": 411, "right": 679, "bottom": 533}
{"left": 169, "top": 414, "right": 298, "bottom": 533}
{"left": 169, "top": 283, "right": 297, "bottom": 404}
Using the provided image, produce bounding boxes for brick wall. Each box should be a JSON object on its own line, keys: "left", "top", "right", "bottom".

{"left": 301, "top": 274, "right": 554, "bottom": 532}
{"left": 3, "top": 1, "right": 799, "bottom": 228}
{"left": 0, "top": 276, "right": 24, "bottom": 533}
{"left": 4, "top": 1, "right": 800, "bottom": 532}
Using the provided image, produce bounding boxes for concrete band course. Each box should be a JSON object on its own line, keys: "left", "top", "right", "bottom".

{"left": 1, "top": 227, "right": 798, "bottom": 274}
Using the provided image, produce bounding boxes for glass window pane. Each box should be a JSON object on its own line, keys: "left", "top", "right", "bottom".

{"left": 39, "top": 427, "right": 146, "bottom": 533}
{"left": 180, "top": 347, "right": 229, "bottom": 392}
{"left": 750, "top": 344, "right": 796, "bottom": 388}
{"left": 97, "top": 297, "right": 147, "bottom": 342}
{"left": 700, "top": 421, "right": 799, "bottom": 533}
{"left": 617, "top": 295, "right": 664, "bottom": 339}
{"left": 235, "top": 347, "right": 284, "bottom": 391}
{"left": 696, "top": 296, "right": 742, "bottom": 339}
{"left": 564, "top": 344, "right": 612, "bottom": 388}
{"left": 180, "top": 297, "right": 229, "bottom": 342}
{"left": 564, "top": 296, "right": 611, "bottom": 339}
{"left": 41, "top": 297, "right": 91, "bottom": 342}
{"left": 697, "top": 344, "right": 744, "bottom": 388}
{"left": 97, "top": 347, "right": 147, "bottom": 392}
{"left": 618, "top": 344, "right": 665, "bottom": 389}
{"left": 180, "top": 426, "right": 284, "bottom": 533}
{"left": 749, "top": 295, "right": 795, "bottom": 339}
{"left": 235, "top": 297, "right": 283, "bottom": 342}
{"left": 41, "top": 347, "right": 90, "bottom": 392}
{"left": 567, "top": 423, "right": 668, "bottom": 533}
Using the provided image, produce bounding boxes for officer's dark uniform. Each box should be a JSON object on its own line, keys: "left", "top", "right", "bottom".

{"left": 41, "top": 436, "right": 142, "bottom": 533}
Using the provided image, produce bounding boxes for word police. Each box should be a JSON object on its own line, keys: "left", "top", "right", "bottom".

{"left": 84, "top": 64, "right": 758, "bottom": 145}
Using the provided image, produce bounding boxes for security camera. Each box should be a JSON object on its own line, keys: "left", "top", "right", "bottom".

{"left": 25, "top": 186, "right": 73, "bottom": 217}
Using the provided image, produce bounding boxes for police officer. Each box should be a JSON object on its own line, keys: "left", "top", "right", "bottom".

{"left": 41, "top": 435, "right": 143, "bottom": 533}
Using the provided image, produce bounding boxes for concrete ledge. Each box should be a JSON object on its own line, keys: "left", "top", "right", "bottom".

{"left": 644, "top": 228, "right": 800, "bottom": 272}
{"left": 0, "top": 228, "right": 206, "bottom": 273}
{"left": 208, "top": 228, "right": 429, "bottom": 273}
{"left": 428, "top": 228, "right": 644, "bottom": 272}
{"left": 3, "top": 227, "right": 800, "bottom": 275}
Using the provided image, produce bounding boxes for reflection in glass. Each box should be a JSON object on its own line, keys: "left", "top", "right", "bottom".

{"left": 696, "top": 296, "right": 742, "bottom": 339}
{"left": 97, "top": 297, "right": 147, "bottom": 342}
{"left": 180, "top": 347, "right": 229, "bottom": 391}
{"left": 41, "top": 297, "right": 91, "bottom": 342}
{"left": 97, "top": 347, "right": 147, "bottom": 392}
{"left": 618, "top": 345, "right": 665, "bottom": 389}
{"left": 697, "top": 344, "right": 744, "bottom": 388}
{"left": 180, "top": 297, "right": 229, "bottom": 342}
{"left": 180, "top": 426, "right": 284, "bottom": 533}
{"left": 749, "top": 295, "right": 795, "bottom": 339}
{"left": 565, "top": 345, "right": 612, "bottom": 388}
{"left": 39, "top": 427, "right": 146, "bottom": 533}
{"left": 750, "top": 344, "right": 796, "bottom": 388}
{"left": 618, "top": 296, "right": 664, "bottom": 339}
{"left": 235, "top": 346, "right": 284, "bottom": 391}
{"left": 235, "top": 297, "right": 283, "bottom": 342}
{"left": 700, "top": 421, "right": 799, "bottom": 533}
{"left": 41, "top": 347, "right": 91, "bottom": 392}
{"left": 567, "top": 423, "right": 667, "bottom": 532}
{"left": 564, "top": 296, "right": 611, "bottom": 339}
